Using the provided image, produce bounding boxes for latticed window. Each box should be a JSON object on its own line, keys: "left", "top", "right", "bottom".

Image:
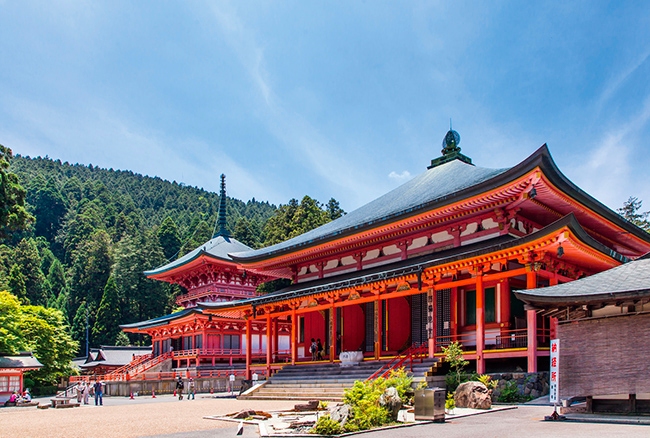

{"left": 0, "top": 376, "right": 20, "bottom": 392}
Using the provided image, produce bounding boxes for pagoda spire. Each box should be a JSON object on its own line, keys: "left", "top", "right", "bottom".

{"left": 214, "top": 174, "right": 230, "bottom": 238}
{"left": 427, "top": 123, "right": 473, "bottom": 169}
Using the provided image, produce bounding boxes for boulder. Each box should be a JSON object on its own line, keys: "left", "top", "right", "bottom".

{"left": 379, "top": 387, "right": 403, "bottom": 420}
{"left": 329, "top": 404, "right": 351, "bottom": 427}
{"left": 454, "top": 381, "right": 492, "bottom": 409}
{"left": 294, "top": 400, "right": 319, "bottom": 411}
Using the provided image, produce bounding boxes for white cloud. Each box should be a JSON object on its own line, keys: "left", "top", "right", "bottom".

{"left": 388, "top": 170, "right": 412, "bottom": 183}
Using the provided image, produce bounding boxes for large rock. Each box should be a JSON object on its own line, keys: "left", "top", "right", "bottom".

{"left": 329, "top": 404, "right": 351, "bottom": 427}
{"left": 379, "top": 387, "right": 402, "bottom": 420}
{"left": 294, "top": 400, "right": 319, "bottom": 411}
{"left": 454, "top": 381, "right": 492, "bottom": 409}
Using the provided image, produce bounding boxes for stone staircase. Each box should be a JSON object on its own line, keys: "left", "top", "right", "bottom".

{"left": 240, "top": 357, "right": 441, "bottom": 402}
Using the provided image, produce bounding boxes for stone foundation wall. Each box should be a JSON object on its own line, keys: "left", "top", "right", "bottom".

{"left": 104, "top": 377, "right": 243, "bottom": 397}
{"left": 489, "top": 372, "right": 549, "bottom": 401}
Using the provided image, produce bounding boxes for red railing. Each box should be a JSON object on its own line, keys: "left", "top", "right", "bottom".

{"left": 107, "top": 353, "right": 152, "bottom": 375}
{"left": 366, "top": 343, "right": 428, "bottom": 381}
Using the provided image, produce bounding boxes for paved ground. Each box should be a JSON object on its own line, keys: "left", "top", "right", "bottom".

{"left": 1, "top": 393, "right": 648, "bottom": 438}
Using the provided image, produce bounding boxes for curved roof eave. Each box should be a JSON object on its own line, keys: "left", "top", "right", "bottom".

{"left": 144, "top": 235, "right": 252, "bottom": 277}
{"left": 144, "top": 250, "right": 235, "bottom": 277}
{"left": 231, "top": 145, "right": 650, "bottom": 265}
{"left": 120, "top": 308, "right": 202, "bottom": 330}
{"left": 205, "top": 213, "right": 624, "bottom": 312}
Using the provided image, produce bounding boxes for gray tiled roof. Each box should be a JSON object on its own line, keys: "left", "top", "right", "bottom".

{"left": 145, "top": 235, "right": 253, "bottom": 276}
{"left": 0, "top": 353, "right": 43, "bottom": 369}
{"left": 515, "top": 254, "right": 650, "bottom": 305}
{"left": 79, "top": 346, "right": 151, "bottom": 368}
{"left": 231, "top": 158, "right": 508, "bottom": 261}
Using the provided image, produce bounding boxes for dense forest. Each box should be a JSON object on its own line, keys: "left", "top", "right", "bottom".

{"left": 0, "top": 147, "right": 344, "bottom": 368}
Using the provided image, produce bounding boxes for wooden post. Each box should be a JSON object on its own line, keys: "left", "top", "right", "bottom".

{"left": 273, "top": 318, "right": 279, "bottom": 362}
{"left": 476, "top": 270, "right": 485, "bottom": 374}
{"left": 526, "top": 269, "right": 538, "bottom": 372}
{"left": 330, "top": 302, "right": 337, "bottom": 363}
{"left": 245, "top": 318, "right": 252, "bottom": 380}
{"left": 428, "top": 288, "right": 436, "bottom": 358}
{"left": 375, "top": 296, "right": 382, "bottom": 360}
{"left": 291, "top": 308, "right": 297, "bottom": 365}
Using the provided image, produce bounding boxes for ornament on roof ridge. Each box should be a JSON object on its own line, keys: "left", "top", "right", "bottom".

{"left": 428, "top": 120, "right": 472, "bottom": 169}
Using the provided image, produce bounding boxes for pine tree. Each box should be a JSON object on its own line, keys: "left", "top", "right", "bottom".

{"left": 0, "top": 144, "right": 33, "bottom": 237}
{"left": 618, "top": 196, "right": 650, "bottom": 231}
{"left": 93, "top": 276, "right": 122, "bottom": 346}
{"left": 157, "top": 216, "right": 182, "bottom": 260}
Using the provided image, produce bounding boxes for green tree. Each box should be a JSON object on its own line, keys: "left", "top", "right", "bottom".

{"left": 0, "top": 290, "right": 25, "bottom": 354}
{"left": 0, "top": 144, "right": 33, "bottom": 237}
{"left": 7, "top": 264, "right": 27, "bottom": 302}
{"left": 19, "top": 304, "right": 78, "bottom": 386}
{"left": 157, "top": 216, "right": 182, "bottom": 260}
{"left": 13, "top": 238, "right": 48, "bottom": 305}
{"left": 93, "top": 276, "right": 122, "bottom": 346}
{"left": 0, "top": 290, "right": 77, "bottom": 386}
{"left": 114, "top": 331, "right": 131, "bottom": 346}
{"left": 442, "top": 341, "right": 469, "bottom": 392}
{"left": 28, "top": 178, "right": 67, "bottom": 243}
{"left": 234, "top": 216, "right": 261, "bottom": 248}
{"left": 179, "top": 219, "right": 212, "bottom": 256}
{"left": 618, "top": 196, "right": 650, "bottom": 231}
{"left": 326, "top": 198, "right": 346, "bottom": 220}
{"left": 68, "top": 229, "right": 112, "bottom": 315}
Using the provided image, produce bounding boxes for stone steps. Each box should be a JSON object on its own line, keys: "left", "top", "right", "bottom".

{"left": 240, "top": 357, "right": 441, "bottom": 401}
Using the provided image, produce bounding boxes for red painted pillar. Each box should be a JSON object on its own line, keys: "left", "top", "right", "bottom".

{"left": 476, "top": 272, "right": 485, "bottom": 374}
{"left": 428, "top": 289, "right": 436, "bottom": 358}
{"left": 526, "top": 270, "right": 538, "bottom": 372}
{"left": 245, "top": 318, "right": 252, "bottom": 379}
{"left": 266, "top": 313, "right": 272, "bottom": 377}
{"left": 273, "top": 318, "right": 279, "bottom": 362}
{"left": 549, "top": 316, "right": 559, "bottom": 340}
{"left": 291, "top": 308, "right": 297, "bottom": 365}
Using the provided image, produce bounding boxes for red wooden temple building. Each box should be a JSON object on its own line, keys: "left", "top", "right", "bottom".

{"left": 120, "top": 130, "right": 650, "bottom": 381}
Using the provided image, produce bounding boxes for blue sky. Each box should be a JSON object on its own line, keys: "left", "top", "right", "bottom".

{"left": 2, "top": 1, "right": 650, "bottom": 214}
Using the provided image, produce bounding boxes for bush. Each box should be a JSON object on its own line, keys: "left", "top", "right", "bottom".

{"left": 317, "top": 367, "right": 414, "bottom": 433}
{"left": 496, "top": 380, "right": 532, "bottom": 403}
{"left": 311, "top": 415, "right": 342, "bottom": 435}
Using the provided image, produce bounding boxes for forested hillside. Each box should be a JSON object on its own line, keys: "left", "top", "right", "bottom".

{"left": 1, "top": 152, "right": 345, "bottom": 358}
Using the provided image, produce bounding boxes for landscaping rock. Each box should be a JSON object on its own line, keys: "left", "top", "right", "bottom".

{"left": 379, "top": 387, "right": 402, "bottom": 420}
{"left": 294, "top": 400, "right": 319, "bottom": 411}
{"left": 329, "top": 404, "right": 351, "bottom": 427}
{"left": 454, "top": 381, "right": 492, "bottom": 409}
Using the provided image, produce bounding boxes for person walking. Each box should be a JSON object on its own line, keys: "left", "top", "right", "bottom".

{"left": 188, "top": 378, "right": 195, "bottom": 400}
{"left": 309, "top": 338, "right": 317, "bottom": 361}
{"left": 175, "top": 376, "right": 184, "bottom": 400}
{"left": 83, "top": 382, "right": 90, "bottom": 404}
{"left": 93, "top": 380, "right": 103, "bottom": 406}
{"left": 316, "top": 338, "right": 324, "bottom": 360}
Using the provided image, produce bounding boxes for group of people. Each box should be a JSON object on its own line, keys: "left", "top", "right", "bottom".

{"left": 309, "top": 338, "right": 324, "bottom": 361}
{"left": 75, "top": 381, "right": 104, "bottom": 406}
{"left": 175, "top": 376, "right": 195, "bottom": 400}
{"left": 3, "top": 389, "right": 31, "bottom": 406}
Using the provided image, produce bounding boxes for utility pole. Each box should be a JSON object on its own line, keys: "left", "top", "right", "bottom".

{"left": 85, "top": 306, "right": 89, "bottom": 357}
